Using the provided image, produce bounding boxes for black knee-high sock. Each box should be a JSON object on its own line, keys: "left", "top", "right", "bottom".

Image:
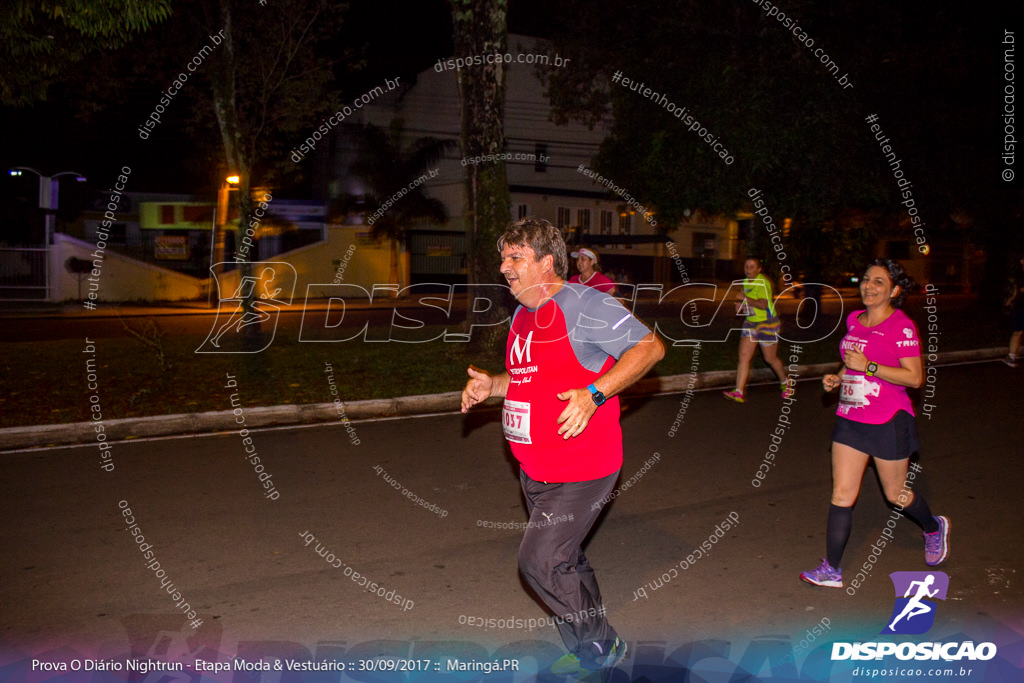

{"left": 901, "top": 494, "right": 939, "bottom": 533}
{"left": 827, "top": 504, "right": 853, "bottom": 568}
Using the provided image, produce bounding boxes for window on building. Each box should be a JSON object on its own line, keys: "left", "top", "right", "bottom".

{"left": 600, "top": 210, "right": 613, "bottom": 235}
{"left": 618, "top": 212, "right": 632, "bottom": 234}
{"left": 693, "top": 232, "right": 717, "bottom": 258}
{"left": 534, "top": 143, "right": 548, "bottom": 172}
{"left": 515, "top": 204, "right": 530, "bottom": 220}
{"left": 557, "top": 207, "right": 571, "bottom": 229}
{"left": 619, "top": 212, "right": 633, "bottom": 249}
{"left": 577, "top": 209, "right": 591, "bottom": 235}
{"left": 160, "top": 205, "right": 176, "bottom": 224}
{"left": 183, "top": 205, "right": 208, "bottom": 223}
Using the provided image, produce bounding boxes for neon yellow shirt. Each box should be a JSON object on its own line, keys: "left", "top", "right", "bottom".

{"left": 742, "top": 272, "right": 776, "bottom": 322}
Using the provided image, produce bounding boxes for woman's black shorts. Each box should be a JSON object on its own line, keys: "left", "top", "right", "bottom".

{"left": 1012, "top": 306, "right": 1024, "bottom": 332}
{"left": 831, "top": 410, "right": 919, "bottom": 461}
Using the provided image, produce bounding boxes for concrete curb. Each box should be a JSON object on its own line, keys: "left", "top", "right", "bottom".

{"left": 0, "top": 347, "right": 1007, "bottom": 452}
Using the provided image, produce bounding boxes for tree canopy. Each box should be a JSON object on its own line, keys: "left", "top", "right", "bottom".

{"left": 330, "top": 121, "right": 454, "bottom": 289}
{"left": 1, "top": 0, "right": 172, "bottom": 106}
{"left": 538, "top": 1, "right": 1020, "bottom": 283}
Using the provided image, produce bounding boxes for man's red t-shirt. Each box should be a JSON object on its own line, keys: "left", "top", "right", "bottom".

{"left": 503, "top": 283, "right": 651, "bottom": 482}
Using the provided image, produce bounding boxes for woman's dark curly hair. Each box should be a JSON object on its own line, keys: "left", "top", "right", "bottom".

{"left": 865, "top": 258, "right": 915, "bottom": 309}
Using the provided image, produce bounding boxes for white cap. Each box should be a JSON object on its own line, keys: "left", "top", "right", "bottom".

{"left": 570, "top": 247, "right": 598, "bottom": 262}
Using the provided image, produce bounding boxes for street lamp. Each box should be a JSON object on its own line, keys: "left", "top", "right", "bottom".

{"left": 217, "top": 174, "right": 240, "bottom": 227}
{"left": 207, "top": 174, "right": 241, "bottom": 306}
{"left": 9, "top": 167, "right": 87, "bottom": 246}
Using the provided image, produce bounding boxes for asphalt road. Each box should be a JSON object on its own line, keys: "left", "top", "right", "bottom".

{"left": 2, "top": 360, "right": 1021, "bottom": 681}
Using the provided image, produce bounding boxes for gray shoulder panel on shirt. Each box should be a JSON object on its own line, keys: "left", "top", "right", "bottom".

{"left": 554, "top": 283, "right": 652, "bottom": 372}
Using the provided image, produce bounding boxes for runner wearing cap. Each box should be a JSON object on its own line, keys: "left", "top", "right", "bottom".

{"left": 569, "top": 247, "right": 617, "bottom": 295}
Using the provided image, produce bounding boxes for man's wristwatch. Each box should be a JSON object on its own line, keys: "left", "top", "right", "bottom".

{"left": 865, "top": 362, "right": 879, "bottom": 377}
{"left": 587, "top": 383, "right": 606, "bottom": 406}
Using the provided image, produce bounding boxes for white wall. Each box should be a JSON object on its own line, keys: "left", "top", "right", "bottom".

{"left": 54, "top": 233, "right": 203, "bottom": 302}
{"left": 53, "top": 227, "right": 402, "bottom": 303}
{"left": 209, "top": 225, "right": 401, "bottom": 302}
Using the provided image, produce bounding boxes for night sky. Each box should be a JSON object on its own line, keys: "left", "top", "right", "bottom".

{"left": 0, "top": 1, "right": 1018, "bottom": 245}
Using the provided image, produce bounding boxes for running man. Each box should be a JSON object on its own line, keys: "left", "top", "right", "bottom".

{"left": 461, "top": 217, "right": 664, "bottom": 678}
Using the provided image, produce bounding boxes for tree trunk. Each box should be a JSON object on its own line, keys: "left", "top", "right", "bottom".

{"left": 449, "top": 0, "right": 511, "bottom": 340}
{"left": 209, "top": 0, "right": 259, "bottom": 340}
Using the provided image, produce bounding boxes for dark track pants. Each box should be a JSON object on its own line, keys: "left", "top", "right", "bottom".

{"left": 518, "top": 468, "right": 620, "bottom": 654}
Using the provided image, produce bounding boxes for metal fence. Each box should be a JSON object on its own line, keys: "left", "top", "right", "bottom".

{"left": 0, "top": 247, "right": 48, "bottom": 300}
{"left": 410, "top": 231, "right": 466, "bottom": 283}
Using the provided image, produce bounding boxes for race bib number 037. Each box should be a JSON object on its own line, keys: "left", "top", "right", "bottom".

{"left": 502, "top": 400, "right": 532, "bottom": 444}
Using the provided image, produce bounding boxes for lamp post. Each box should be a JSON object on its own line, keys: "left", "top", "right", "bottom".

{"left": 208, "top": 174, "right": 239, "bottom": 307}
{"left": 215, "top": 173, "right": 239, "bottom": 253}
{"left": 9, "top": 167, "right": 87, "bottom": 301}
{"left": 218, "top": 174, "right": 240, "bottom": 227}
{"left": 8, "top": 167, "right": 87, "bottom": 246}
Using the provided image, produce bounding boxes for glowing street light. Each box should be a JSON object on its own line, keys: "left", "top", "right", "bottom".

{"left": 217, "top": 173, "right": 241, "bottom": 227}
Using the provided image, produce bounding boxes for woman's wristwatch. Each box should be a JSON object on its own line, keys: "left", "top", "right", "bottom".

{"left": 865, "top": 362, "right": 879, "bottom": 377}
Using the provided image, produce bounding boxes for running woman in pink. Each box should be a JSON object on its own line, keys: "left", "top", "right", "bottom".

{"left": 800, "top": 259, "right": 950, "bottom": 588}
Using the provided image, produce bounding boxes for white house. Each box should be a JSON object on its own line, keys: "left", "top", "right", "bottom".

{"left": 325, "top": 34, "right": 741, "bottom": 287}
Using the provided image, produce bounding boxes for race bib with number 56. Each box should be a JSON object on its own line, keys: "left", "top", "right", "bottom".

{"left": 839, "top": 374, "right": 868, "bottom": 408}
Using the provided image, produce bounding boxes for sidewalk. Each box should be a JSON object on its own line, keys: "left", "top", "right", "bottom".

{"left": 0, "top": 347, "right": 1004, "bottom": 452}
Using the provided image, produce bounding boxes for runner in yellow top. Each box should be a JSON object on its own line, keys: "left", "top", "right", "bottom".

{"left": 723, "top": 258, "right": 793, "bottom": 403}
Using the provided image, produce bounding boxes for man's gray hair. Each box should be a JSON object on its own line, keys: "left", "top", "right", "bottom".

{"left": 497, "top": 217, "right": 568, "bottom": 279}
